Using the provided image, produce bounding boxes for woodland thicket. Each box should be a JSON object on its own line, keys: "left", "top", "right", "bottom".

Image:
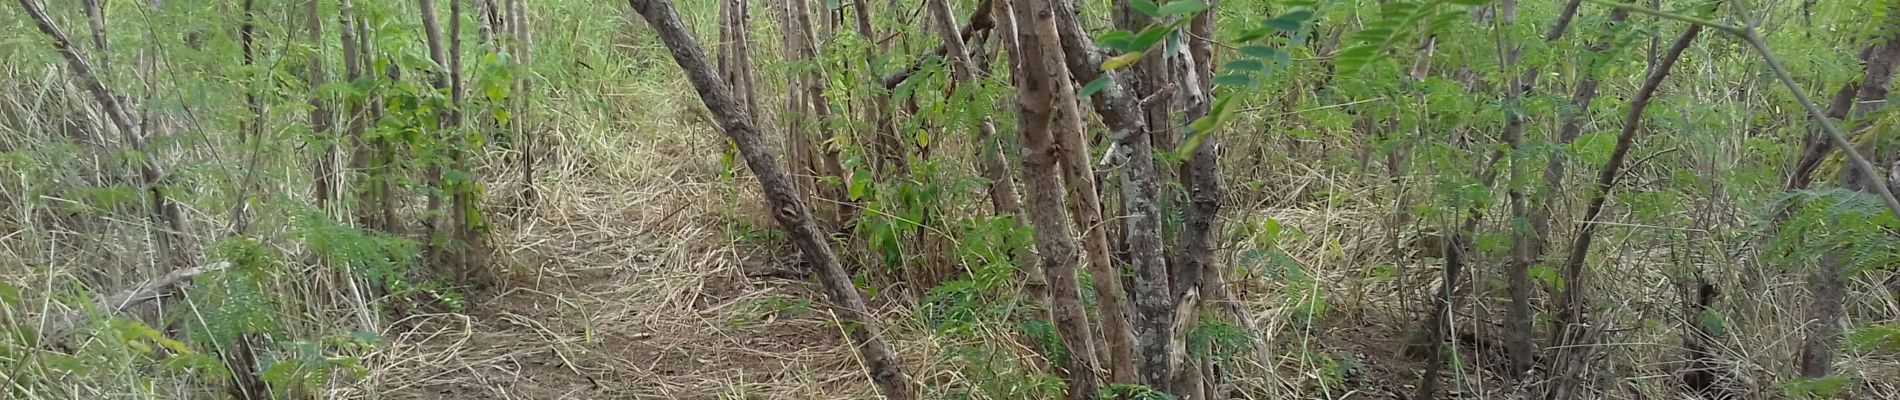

{"left": 1, "top": 0, "right": 1898, "bottom": 399}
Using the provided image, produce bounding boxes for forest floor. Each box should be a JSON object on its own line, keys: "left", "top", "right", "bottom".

{"left": 369, "top": 173, "right": 890, "bottom": 399}
{"left": 356, "top": 168, "right": 1455, "bottom": 399}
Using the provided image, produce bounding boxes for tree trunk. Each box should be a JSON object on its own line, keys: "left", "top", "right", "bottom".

{"left": 308, "top": 0, "right": 338, "bottom": 211}
{"left": 1798, "top": 15, "right": 1900, "bottom": 378}
{"left": 1544, "top": 23, "right": 1703, "bottom": 400}
{"left": 1495, "top": 0, "right": 1535, "bottom": 379}
{"left": 16, "top": 0, "right": 187, "bottom": 270}
{"left": 854, "top": 0, "right": 905, "bottom": 175}
{"left": 1170, "top": 2, "right": 1222, "bottom": 395}
{"left": 623, "top": 2, "right": 917, "bottom": 399}
{"left": 926, "top": 0, "right": 1020, "bottom": 217}
{"left": 999, "top": 0, "right": 1104, "bottom": 397}
{"left": 1531, "top": 6, "right": 1629, "bottom": 262}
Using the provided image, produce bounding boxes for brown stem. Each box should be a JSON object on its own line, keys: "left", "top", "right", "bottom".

{"left": 1546, "top": 23, "right": 1704, "bottom": 400}
{"left": 624, "top": 2, "right": 917, "bottom": 398}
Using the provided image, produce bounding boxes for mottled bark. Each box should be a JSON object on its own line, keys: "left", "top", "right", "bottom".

{"left": 1001, "top": 0, "right": 1103, "bottom": 397}
{"left": 1170, "top": 2, "right": 1222, "bottom": 395}
{"left": 623, "top": 2, "right": 916, "bottom": 398}
{"left": 1048, "top": 0, "right": 1132, "bottom": 384}
{"left": 1106, "top": 1, "right": 1179, "bottom": 389}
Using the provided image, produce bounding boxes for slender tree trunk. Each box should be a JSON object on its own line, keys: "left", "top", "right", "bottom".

{"left": 999, "top": 0, "right": 1103, "bottom": 397}
{"left": 1544, "top": 23, "right": 1703, "bottom": 400}
{"left": 926, "top": 0, "right": 1020, "bottom": 217}
{"left": 308, "top": 0, "right": 338, "bottom": 211}
{"left": 854, "top": 0, "right": 905, "bottom": 175}
{"left": 1786, "top": 81, "right": 1861, "bottom": 191}
{"left": 240, "top": 0, "right": 261, "bottom": 145}
{"left": 1494, "top": 0, "right": 1535, "bottom": 379}
{"left": 1047, "top": 0, "right": 1151, "bottom": 386}
{"left": 779, "top": 0, "right": 819, "bottom": 209}
{"left": 511, "top": 0, "right": 535, "bottom": 207}
{"left": 1170, "top": 2, "right": 1222, "bottom": 395}
{"left": 82, "top": 0, "right": 108, "bottom": 72}
{"left": 624, "top": 2, "right": 917, "bottom": 399}
{"left": 16, "top": 0, "right": 186, "bottom": 270}
{"left": 1531, "top": 6, "right": 1629, "bottom": 256}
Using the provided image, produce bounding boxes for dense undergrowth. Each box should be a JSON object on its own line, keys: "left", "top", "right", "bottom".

{"left": 1, "top": 0, "right": 1899, "bottom": 399}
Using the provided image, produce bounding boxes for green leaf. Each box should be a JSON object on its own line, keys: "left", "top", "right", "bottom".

{"left": 1696, "top": 309, "right": 1728, "bottom": 336}
{"left": 1446, "top": 0, "right": 1493, "bottom": 5}
{"left": 1158, "top": 0, "right": 1208, "bottom": 16}
{"left": 1780, "top": 376, "right": 1853, "bottom": 399}
{"left": 1128, "top": 25, "right": 1175, "bottom": 52}
{"left": 848, "top": 171, "right": 872, "bottom": 201}
{"left": 0, "top": 282, "right": 20, "bottom": 306}
{"left": 1129, "top": 0, "right": 1161, "bottom": 17}
{"left": 1103, "top": 53, "right": 1145, "bottom": 70}
{"left": 1530, "top": 265, "right": 1563, "bottom": 290}
{"left": 1568, "top": 131, "right": 1618, "bottom": 167}
{"left": 1212, "top": 73, "right": 1254, "bottom": 87}
{"left": 1224, "top": 59, "right": 1267, "bottom": 72}
{"left": 1238, "top": 44, "right": 1281, "bottom": 59}
{"left": 1098, "top": 30, "right": 1137, "bottom": 52}
{"left": 1078, "top": 76, "right": 1112, "bottom": 98}
{"left": 1179, "top": 95, "right": 1237, "bottom": 157}
{"left": 1266, "top": 8, "right": 1315, "bottom": 31}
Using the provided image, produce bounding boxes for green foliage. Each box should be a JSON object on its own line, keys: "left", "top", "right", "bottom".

{"left": 1764, "top": 188, "right": 1900, "bottom": 276}
{"left": 1846, "top": 323, "right": 1900, "bottom": 353}
{"left": 1781, "top": 375, "right": 1855, "bottom": 399}
{"left": 190, "top": 238, "right": 285, "bottom": 348}
{"left": 1101, "top": 383, "right": 1179, "bottom": 400}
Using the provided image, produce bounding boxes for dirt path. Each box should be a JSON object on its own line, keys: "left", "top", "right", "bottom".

{"left": 372, "top": 182, "right": 877, "bottom": 399}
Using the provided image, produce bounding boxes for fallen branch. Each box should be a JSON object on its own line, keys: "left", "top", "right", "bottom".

{"left": 39, "top": 262, "right": 232, "bottom": 348}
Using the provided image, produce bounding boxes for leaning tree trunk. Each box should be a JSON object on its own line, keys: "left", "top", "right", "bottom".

{"left": 15, "top": 0, "right": 188, "bottom": 269}
{"left": 998, "top": 0, "right": 1105, "bottom": 397}
{"left": 1544, "top": 23, "right": 1703, "bottom": 400}
{"left": 623, "top": 2, "right": 916, "bottom": 399}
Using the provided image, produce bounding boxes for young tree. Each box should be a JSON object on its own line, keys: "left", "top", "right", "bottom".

{"left": 623, "top": 1, "right": 916, "bottom": 399}
{"left": 1545, "top": 21, "right": 1704, "bottom": 400}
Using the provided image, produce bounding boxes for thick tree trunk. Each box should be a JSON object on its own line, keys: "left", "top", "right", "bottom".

{"left": 999, "top": 0, "right": 1104, "bottom": 397}
{"left": 623, "top": 2, "right": 916, "bottom": 399}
